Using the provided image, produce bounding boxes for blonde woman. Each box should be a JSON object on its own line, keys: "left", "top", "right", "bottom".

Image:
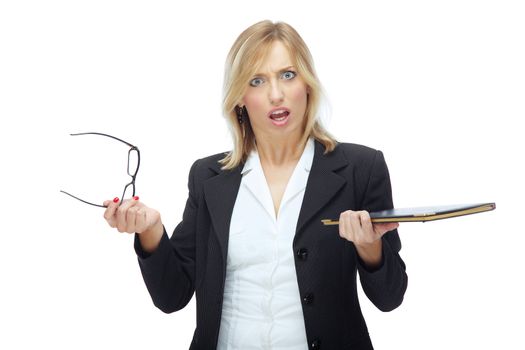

{"left": 103, "top": 20, "right": 407, "bottom": 350}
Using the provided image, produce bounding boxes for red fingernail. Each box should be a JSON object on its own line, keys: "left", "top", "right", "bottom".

{"left": 133, "top": 196, "right": 139, "bottom": 201}
{"left": 113, "top": 197, "right": 120, "bottom": 203}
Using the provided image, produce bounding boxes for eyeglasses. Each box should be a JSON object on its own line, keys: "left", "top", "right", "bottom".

{"left": 60, "top": 132, "right": 140, "bottom": 208}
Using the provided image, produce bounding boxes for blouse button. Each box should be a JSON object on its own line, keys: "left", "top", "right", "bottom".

{"left": 302, "top": 293, "right": 314, "bottom": 305}
{"left": 310, "top": 338, "right": 321, "bottom": 349}
{"left": 297, "top": 248, "right": 308, "bottom": 260}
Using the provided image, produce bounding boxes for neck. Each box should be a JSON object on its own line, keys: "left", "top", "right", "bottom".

{"left": 254, "top": 131, "right": 307, "bottom": 167}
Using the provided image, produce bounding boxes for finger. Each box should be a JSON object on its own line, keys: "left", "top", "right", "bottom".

{"left": 116, "top": 198, "right": 139, "bottom": 233}
{"left": 338, "top": 212, "right": 345, "bottom": 237}
{"left": 129, "top": 196, "right": 144, "bottom": 233}
{"left": 338, "top": 210, "right": 351, "bottom": 240}
{"left": 126, "top": 206, "right": 139, "bottom": 233}
{"left": 349, "top": 211, "right": 362, "bottom": 242}
{"left": 103, "top": 197, "right": 120, "bottom": 228}
{"left": 135, "top": 207, "right": 149, "bottom": 233}
{"left": 358, "top": 211, "right": 375, "bottom": 243}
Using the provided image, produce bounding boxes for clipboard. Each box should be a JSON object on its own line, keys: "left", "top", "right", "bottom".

{"left": 321, "top": 202, "right": 496, "bottom": 225}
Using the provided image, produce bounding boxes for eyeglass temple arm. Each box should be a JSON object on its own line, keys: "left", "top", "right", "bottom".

{"left": 60, "top": 190, "right": 108, "bottom": 208}
{"left": 70, "top": 132, "right": 138, "bottom": 149}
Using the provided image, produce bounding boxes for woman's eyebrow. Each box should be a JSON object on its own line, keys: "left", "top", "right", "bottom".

{"left": 253, "top": 66, "right": 296, "bottom": 77}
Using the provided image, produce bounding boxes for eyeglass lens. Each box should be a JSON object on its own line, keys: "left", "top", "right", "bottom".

{"left": 128, "top": 148, "right": 140, "bottom": 177}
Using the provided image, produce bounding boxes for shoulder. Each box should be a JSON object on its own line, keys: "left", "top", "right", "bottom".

{"left": 331, "top": 141, "right": 383, "bottom": 166}
{"left": 186, "top": 150, "right": 235, "bottom": 183}
{"left": 334, "top": 141, "right": 377, "bottom": 157}
{"left": 181, "top": 151, "right": 231, "bottom": 196}
{"left": 193, "top": 151, "right": 228, "bottom": 170}
{"left": 325, "top": 141, "right": 390, "bottom": 183}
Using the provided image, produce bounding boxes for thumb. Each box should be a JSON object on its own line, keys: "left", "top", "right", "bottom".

{"left": 373, "top": 222, "right": 399, "bottom": 236}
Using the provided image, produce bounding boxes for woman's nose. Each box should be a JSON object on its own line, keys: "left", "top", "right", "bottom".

{"left": 268, "top": 82, "right": 284, "bottom": 105}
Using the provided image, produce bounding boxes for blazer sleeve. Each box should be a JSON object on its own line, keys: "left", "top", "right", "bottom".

{"left": 357, "top": 150, "right": 408, "bottom": 312}
{"left": 133, "top": 160, "right": 200, "bottom": 313}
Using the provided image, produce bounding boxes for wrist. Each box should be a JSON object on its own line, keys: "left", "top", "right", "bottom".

{"left": 356, "top": 239, "right": 383, "bottom": 268}
{"left": 138, "top": 219, "right": 164, "bottom": 254}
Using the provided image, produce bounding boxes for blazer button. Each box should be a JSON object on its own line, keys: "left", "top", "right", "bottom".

{"left": 297, "top": 248, "right": 308, "bottom": 260}
{"left": 310, "top": 338, "right": 321, "bottom": 349}
{"left": 302, "top": 293, "right": 314, "bottom": 305}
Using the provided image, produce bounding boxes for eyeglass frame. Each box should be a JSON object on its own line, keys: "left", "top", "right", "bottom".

{"left": 60, "top": 132, "right": 140, "bottom": 208}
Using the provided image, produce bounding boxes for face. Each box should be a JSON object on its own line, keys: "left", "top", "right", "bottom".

{"left": 242, "top": 40, "right": 309, "bottom": 142}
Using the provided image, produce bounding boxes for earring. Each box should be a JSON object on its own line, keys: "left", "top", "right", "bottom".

{"left": 236, "top": 106, "right": 248, "bottom": 124}
{"left": 235, "top": 106, "right": 243, "bottom": 124}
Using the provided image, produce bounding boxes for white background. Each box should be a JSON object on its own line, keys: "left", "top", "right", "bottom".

{"left": 1, "top": 1, "right": 524, "bottom": 349}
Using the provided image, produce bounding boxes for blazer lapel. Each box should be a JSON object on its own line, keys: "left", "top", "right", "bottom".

{"left": 296, "top": 141, "right": 348, "bottom": 235}
{"left": 202, "top": 160, "right": 242, "bottom": 265}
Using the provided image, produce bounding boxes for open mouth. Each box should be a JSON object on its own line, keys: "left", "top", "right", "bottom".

{"left": 269, "top": 109, "right": 290, "bottom": 122}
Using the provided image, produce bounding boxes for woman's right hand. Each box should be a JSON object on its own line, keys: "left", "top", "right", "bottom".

{"left": 103, "top": 196, "right": 164, "bottom": 252}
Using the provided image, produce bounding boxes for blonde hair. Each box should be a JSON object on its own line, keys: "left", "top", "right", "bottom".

{"left": 220, "top": 20, "right": 337, "bottom": 169}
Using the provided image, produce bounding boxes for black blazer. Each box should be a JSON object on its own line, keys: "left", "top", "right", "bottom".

{"left": 135, "top": 140, "right": 408, "bottom": 350}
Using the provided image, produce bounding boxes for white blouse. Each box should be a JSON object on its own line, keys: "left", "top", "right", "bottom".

{"left": 217, "top": 138, "right": 314, "bottom": 350}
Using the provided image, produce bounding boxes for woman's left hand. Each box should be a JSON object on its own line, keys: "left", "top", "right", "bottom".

{"left": 338, "top": 210, "right": 399, "bottom": 268}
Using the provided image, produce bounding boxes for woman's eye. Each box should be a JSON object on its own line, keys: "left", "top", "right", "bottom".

{"left": 281, "top": 71, "right": 296, "bottom": 80}
{"left": 249, "top": 78, "right": 264, "bottom": 87}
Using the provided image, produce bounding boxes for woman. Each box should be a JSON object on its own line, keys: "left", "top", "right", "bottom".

{"left": 103, "top": 20, "right": 408, "bottom": 350}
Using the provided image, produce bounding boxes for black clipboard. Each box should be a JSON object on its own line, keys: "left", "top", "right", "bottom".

{"left": 321, "top": 202, "right": 496, "bottom": 225}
